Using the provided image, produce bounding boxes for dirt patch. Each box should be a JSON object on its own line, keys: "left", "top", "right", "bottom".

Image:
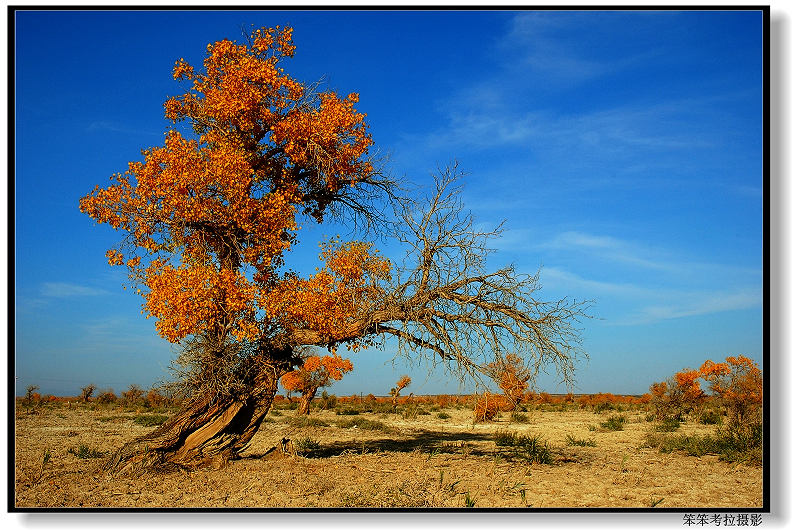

{"left": 13, "top": 403, "right": 763, "bottom": 508}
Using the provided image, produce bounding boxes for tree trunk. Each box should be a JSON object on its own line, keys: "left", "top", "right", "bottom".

{"left": 297, "top": 387, "right": 318, "bottom": 416}
{"left": 103, "top": 355, "right": 289, "bottom": 475}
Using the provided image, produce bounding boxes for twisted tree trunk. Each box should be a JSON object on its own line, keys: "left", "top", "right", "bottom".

{"left": 104, "top": 355, "right": 289, "bottom": 475}
{"left": 297, "top": 387, "right": 318, "bottom": 415}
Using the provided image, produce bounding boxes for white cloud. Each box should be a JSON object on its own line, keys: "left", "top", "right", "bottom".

{"left": 631, "top": 288, "right": 763, "bottom": 324}
{"left": 541, "top": 231, "right": 762, "bottom": 278}
{"left": 539, "top": 266, "right": 762, "bottom": 325}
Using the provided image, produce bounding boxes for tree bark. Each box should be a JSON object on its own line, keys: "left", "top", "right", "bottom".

{"left": 297, "top": 387, "right": 318, "bottom": 416}
{"left": 103, "top": 355, "right": 289, "bottom": 475}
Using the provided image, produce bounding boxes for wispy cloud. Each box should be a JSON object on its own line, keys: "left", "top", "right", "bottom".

{"left": 540, "top": 231, "right": 762, "bottom": 278}
{"left": 542, "top": 231, "right": 679, "bottom": 272}
{"left": 500, "top": 12, "right": 626, "bottom": 83}
{"left": 40, "top": 282, "right": 111, "bottom": 298}
{"left": 635, "top": 289, "right": 763, "bottom": 324}
{"left": 540, "top": 267, "right": 762, "bottom": 325}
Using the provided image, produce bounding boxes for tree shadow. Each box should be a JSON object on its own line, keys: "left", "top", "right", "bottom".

{"left": 244, "top": 427, "right": 498, "bottom": 460}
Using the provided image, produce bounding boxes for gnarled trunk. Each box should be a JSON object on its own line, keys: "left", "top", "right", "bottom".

{"left": 297, "top": 387, "right": 318, "bottom": 415}
{"left": 104, "top": 355, "right": 289, "bottom": 475}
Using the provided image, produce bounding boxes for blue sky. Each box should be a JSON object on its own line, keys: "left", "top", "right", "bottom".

{"left": 13, "top": 9, "right": 765, "bottom": 397}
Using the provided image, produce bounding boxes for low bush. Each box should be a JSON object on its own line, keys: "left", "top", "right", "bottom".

{"left": 644, "top": 423, "right": 762, "bottom": 465}
{"left": 654, "top": 416, "right": 681, "bottom": 432}
{"left": 294, "top": 437, "right": 321, "bottom": 457}
{"left": 599, "top": 414, "right": 626, "bottom": 431}
{"left": 493, "top": 430, "right": 553, "bottom": 465}
{"left": 699, "top": 409, "right": 724, "bottom": 425}
{"left": 565, "top": 434, "right": 597, "bottom": 447}
{"left": 133, "top": 414, "right": 169, "bottom": 427}
{"left": 334, "top": 416, "right": 392, "bottom": 432}
{"left": 68, "top": 444, "right": 105, "bottom": 459}
{"left": 510, "top": 412, "right": 529, "bottom": 423}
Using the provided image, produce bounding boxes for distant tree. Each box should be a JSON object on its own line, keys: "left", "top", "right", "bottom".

{"left": 280, "top": 348, "right": 353, "bottom": 415}
{"left": 80, "top": 384, "right": 96, "bottom": 402}
{"left": 699, "top": 355, "right": 762, "bottom": 428}
{"left": 23, "top": 385, "right": 40, "bottom": 409}
{"left": 81, "top": 26, "right": 589, "bottom": 473}
{"left": 485, "top": 353, "right": 531, "bottom": 411}
{"left": 389, "top": 375, "right": 411, "bottom": 411}
{"left": 649, "top": 369, "right": 704, "bottom": 421}
{"left": 96, "top": 388, "right": 118, "bottom": 405}
{"left": 122, "top": 384, "right": 145, "bottom": 407}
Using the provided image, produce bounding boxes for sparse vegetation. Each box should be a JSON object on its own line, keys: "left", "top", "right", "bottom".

{"left": 566, "top": 434, "right": 597, "bottom": 447}
{"left": 599, "top": 414, "right": 627, "bottom": 431}
{"left": 133, "top": 414, "right": 169, "bottom": 427}
{"left": 493, "top": 430, "right": 553, "bottom": 465}
{"left": 644, "top": 423, "right": 762, "bottom": 465}
{"left": 14, "top": 390, "right": 761, "bottom": 508}
{"left": 294, "top": 437, "right": 321, "bottom": 457}
{"left": 334, "top": 416, "right": 393, "bottom": 432}
{"left": 654, "top": 416, "right": 681, "bottom": 432}
{"left": 68, "top": 444, "right": 105, "bottom": 459}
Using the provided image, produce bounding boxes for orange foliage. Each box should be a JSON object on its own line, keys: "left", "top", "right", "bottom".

{"left": 263, "top": 239, "right": 390, "bottom": 347}
{"left": 485, "top": 353, "right": 530, "bottom": 409}
{"left": 674, "top": 369, "right": 703, "bottom": 403}
{"left": 649, "top": 355, "right": 762, "bottom": 424}
{"left": 473, "top": 392, "right": 508, "bottom": 422}
{"left": 80, "top": 26, "right": 380, "bottom": 350}
{"left": 395, "top": 375, "right": 411, "bottom": 392}
{"left": 699, "top": 355, "right": 762, "bottom": 426}
{"left": 281, "top": 353, "right": 353, "bottom": 394}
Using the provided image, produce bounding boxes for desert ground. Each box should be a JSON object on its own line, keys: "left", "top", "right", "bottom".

{"left": 14, "top": 398, "right": 763, "bottom": 509}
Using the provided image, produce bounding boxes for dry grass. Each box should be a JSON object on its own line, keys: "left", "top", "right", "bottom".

{"left": 13, "top": 402, "right": 763, "bottom": 508}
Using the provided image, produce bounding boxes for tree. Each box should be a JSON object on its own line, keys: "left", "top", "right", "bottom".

{"left": 484, "top": 353, "right": 531, "bottom": 411}
{"left": 280, "top": 348, "right": 353, "bottom": 415}
{"left": 699, "top": 355, "right": 762, "bottom": 428}
{"left": 648, "top": 369, "right": 704, "bottom": 422}
{"left": 389, "top": 375, "right": 411, "bottom": 411}
{"left": 80, "top": 26, "right": 589, "bottom": 474}
{"left": 80, "top": 384, "right": 96, "bottom": 402}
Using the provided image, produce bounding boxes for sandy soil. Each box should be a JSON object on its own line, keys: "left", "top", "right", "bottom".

{"left": 13, "top": 403, "right": 763, "bottom": 509}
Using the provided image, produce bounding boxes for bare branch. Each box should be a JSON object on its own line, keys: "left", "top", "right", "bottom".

{"left": 277, "top": 163, "right": 591, "bottom": 389}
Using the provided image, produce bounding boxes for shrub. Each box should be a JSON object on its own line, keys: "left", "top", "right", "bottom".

{"left": 121, "top": 384, "right": 145, "bottom": 406}
{"left": 510, "top": 412, "right": 529, "bottom": 423}
{"left": 654, "top": 416, "right": 681, "bottom": 432}
{"left": 485, "top": 353, "right": 531, "bottom": 410}
{"left": 699, "top": 409, "right": 724, "bottom": 425}
{"left": 436, "top": 412, "right": 451, "bottom": 420}
{"left": 336, "top": 407, "right": 362, "bottom": 416}
{"left": 294, "top": 437, "right": 321, "bottom": 457}
{"left": 68, "top": 444, "right": 105, "bottom": 459}
{"left": 402, "top": 404, "right": 422, "bottom": 420}
{"left": 473, "top": 392, "right": 508, "bottom": 422}
{"left": 644, "top": 422, "right": 761, "bottom": 465}
{"left": 96, "top": 388, "right": 117, "bottom": 404}
{"left": 145, "top": 389, "right": 169, "bottom": 408}
{"left": 319, "top": 391, "right": 337, "bottom": 410}
{"left": 565, "top": 434, "right": 597, "bottom": 447}
{"left": 287, "top": 416, "right": 329, "bottom": 428}
{"left": 435, "top": 395, "right": 451, "bottom": 408}
{"left": 599, "top": 414, "right": 626, "bottom": 431}
{"left": 133, "top": 414, "right": 169, "bottom": 427}
{"left": 494, "top": 431, "right": 552, "bottom": 465}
